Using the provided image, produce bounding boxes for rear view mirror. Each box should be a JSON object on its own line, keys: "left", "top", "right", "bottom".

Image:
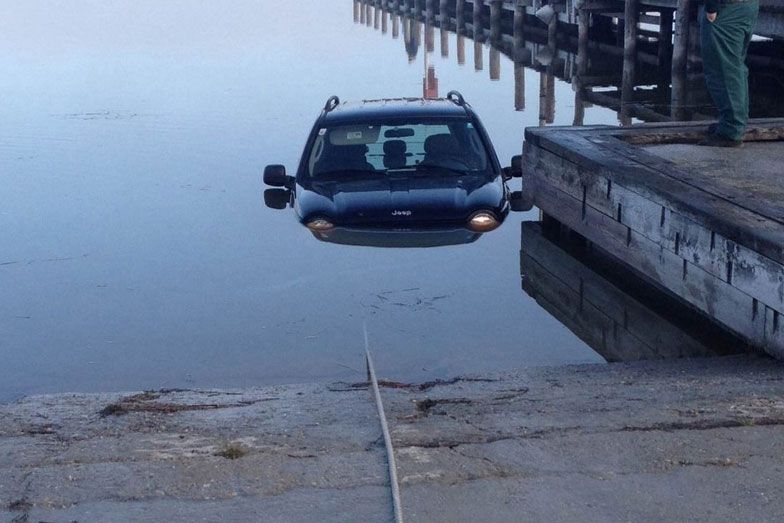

{"left": 384, "top": 128, "right": 415, "bottom": 138}
{"left": 264, "top": 165, "right": 293, "bottom": 187}
{"left": 264, "top": 189, "right": 291, "bottom": 210}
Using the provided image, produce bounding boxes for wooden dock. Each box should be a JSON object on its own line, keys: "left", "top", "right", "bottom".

{"left": 523, "top": 119, "right": 784, "bottom": 358}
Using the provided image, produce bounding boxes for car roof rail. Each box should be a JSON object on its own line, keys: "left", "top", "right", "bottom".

{"left": 323, "top": 95, "right": 340, "bottom": 113}
{"left": 446, "top": 91, "right": 466, "bottom": 106}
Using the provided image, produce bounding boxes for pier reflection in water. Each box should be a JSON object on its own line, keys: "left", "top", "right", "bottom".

{"left": 355, "top": 0, "right": 784, "bottom": 124}
{"left": 520, "top": 220, "right": 746, "bottom": 362}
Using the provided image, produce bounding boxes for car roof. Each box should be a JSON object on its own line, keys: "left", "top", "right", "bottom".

{"left": 321, "top": 97, "right": 471, "bottom": 125}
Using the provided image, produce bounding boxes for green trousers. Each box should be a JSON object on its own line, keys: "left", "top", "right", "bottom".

{"left": 700, "top": 1, "right": 759, "bottom": 141}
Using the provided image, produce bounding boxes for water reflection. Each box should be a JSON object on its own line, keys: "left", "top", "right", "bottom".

{"left": 309, "top": 227, "right": 481, "bottom": 248}
{"left": 5, "top": 0, "right": 769, "bottom": 401}
{"left": 355, "top": 0, "right": 784, "bottom": 124}
{"left": 520, "top": 220, "right": 745, "bottom": 361}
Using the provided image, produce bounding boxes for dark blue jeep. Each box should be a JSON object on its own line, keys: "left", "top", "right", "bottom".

{"left": 263, "top": 92, "right": 520, "bottom": 245}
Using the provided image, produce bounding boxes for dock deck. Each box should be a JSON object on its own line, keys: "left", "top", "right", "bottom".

{"left": 523, "top": 119, "right": 784, "bottom": 358}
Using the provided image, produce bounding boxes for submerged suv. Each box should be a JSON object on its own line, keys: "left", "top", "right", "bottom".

{"left": 263, "top": 92, "right": 520, "bottom": 243}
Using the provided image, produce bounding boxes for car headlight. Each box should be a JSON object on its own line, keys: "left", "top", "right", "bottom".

{"left": 306, "top": 217, "right": 335, "bottom": 232}
{"left": 467, "top": 211, "right": 499, "bottom": 232}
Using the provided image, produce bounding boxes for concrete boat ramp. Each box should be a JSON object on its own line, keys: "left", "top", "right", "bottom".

{"left": 3, "top": 356, "right": 784, "bottom": 522}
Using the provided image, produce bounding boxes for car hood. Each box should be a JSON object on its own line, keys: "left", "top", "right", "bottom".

{"left": 295, "top": 173, "right": 505, "bottom": 225}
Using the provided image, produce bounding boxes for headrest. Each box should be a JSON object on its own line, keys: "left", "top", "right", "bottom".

{"left": 383, "top": 140, "right": 407, "bottom": 155}
{"left": 424, "top": 134, "right": 458, "bottom": 155}
{"left": 334, "top": 144, "right": 369, "bottom": 156}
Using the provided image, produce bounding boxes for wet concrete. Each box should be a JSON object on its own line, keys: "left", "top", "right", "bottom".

{"left": 2, "top": 355, "right": 784, "bottom": 521}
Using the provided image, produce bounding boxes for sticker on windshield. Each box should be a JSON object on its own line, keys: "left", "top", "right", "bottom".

{"left": 318, "top": 128, "right": 326, "bottom": 136}
{"left": 347, "top": 131, "right": 363, "bottom": 140}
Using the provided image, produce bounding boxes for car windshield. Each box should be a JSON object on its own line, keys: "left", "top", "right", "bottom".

{"left": 306, "top": 119, "right": 492, "bottom": 179}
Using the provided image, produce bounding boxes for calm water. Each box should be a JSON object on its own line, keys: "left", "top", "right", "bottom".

{"left": 0, "top": 1, "right": 684, "bottom": 401}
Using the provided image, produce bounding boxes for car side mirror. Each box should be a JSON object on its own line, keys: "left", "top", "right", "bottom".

{"left": 264, "top": 164, "right": 294, "bottom": 188}
{"left": 264, "top": 189, "right": 291, "bottom": 210}
{"left": 509, "top": 155, "right": 523, "bottom": 178}
{"left": 510, "top": 189, "right": 534, "bottom": 212}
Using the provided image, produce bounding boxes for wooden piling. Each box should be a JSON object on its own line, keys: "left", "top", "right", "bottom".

{"left": 490, "top": 47, "right": 501, "bottom": 80}
{"left": 671, "top": 0, "right": 691, "bottom": 77}
{"left": 658, "top": 9, "right": 674, "bottom": 65}
{"left": 441, "top": 26, "right": 449, "bottom": 57}
{"left": 621, "top": 0, "right": 639, "bottom": 125}
{"left": 515, "top": 62, "right": 526, "bottom": 111}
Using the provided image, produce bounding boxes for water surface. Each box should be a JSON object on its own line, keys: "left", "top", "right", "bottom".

{"left": 1, "top": 0, "right": 679, "bottom": 400}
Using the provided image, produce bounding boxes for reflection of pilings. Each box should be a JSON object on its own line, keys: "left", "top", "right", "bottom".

{"left": 456, "top": 0, "right": 465, "bottom": 32}
{"left": 439, "top": 0, "right": 449, "bottom": 24}
{"left": 354, "top": 1, "right": 360, "bottom": 23}
{"left": 404, "top": 16, "right": 422, "bottom": 62}
{"left": 393, "top": 13, "right": 400, "bottom": 38}
{"left": 426, "top": 22, "right": 435, "bottom": 53}
{"left": 458, "top": 33, "right": 466, "bottom": 64}
{"left": 366, "top": 2, "right": 373, "bottom": 26}
{"left": 441, "top": 27, "right": 449, "bottom": 57}
{"left": 490, "top": 47, "right": 500, "bottom": 80}
{"left": 513, "top": 2, "right": 525, "bottom": 61}
{"left": 515, "top": 63, "right": 525, "bottom": 111}
{"left": 620, "top": 0, "right": 639, "bottom": 126}
{"left": 360, "top": 1, "right": 366, "bottom": 24}
{"left": 382, "top": 9, "right": 388, "bottom": 34}
{"left": 426, "top": 0, "right": 435, "bottom": 21}
{"left": 474, "top": 39, "right": 483, "bottom": 71}
{"left": 374, "top": 6, "right": 380, "bottom": 30}
{"left": 539, "top": 71, "right": 555, "bottom": 125}
{"left": 490, "top": 0, "right": 502, "bottom": 45}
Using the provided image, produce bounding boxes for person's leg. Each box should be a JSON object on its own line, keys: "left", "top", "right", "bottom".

{"left": 737, "top": 1, "right": 759, "bottom": 136}
{"left": 703, "top": 2, "right": 759, "bottom": 141}
{"left": 700, "top": 5, "right": 728, "bottom": 128}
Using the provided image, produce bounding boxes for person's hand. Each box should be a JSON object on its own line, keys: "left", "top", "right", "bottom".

{"left": 706, "top": 11, "right": 717, "bottom": 22}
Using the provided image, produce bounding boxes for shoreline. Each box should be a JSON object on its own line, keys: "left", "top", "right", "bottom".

{"left": 3, "top": 354, "right": 784, "bottom": 521}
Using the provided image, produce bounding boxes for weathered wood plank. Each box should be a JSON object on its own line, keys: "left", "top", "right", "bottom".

{"left": 521, "top": 222, "right": 724, "bottom": 361}
{"left": 531, "top": 173, "right": 777, "bottom": 354}
{"left": 528, "top": 132, "right": 784, "bottom": 326}
{"left": 527, "top": 126, "right": 784, "bottom": 266}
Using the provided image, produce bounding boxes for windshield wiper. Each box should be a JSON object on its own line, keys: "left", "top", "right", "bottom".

{"left": 314, "top": 168, "right": 379, "bottom": 178}
{"left": 414, "top": 164, "right": 470, "bottom": 176}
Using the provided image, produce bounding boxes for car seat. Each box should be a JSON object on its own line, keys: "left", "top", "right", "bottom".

{"left": 422, "top": 134, "right": 461, "bottom": 166}
{"left": 315, "top": 144, "right": 375, "bottom": 174}
{"left": 383, "top": 140, "right": 407, "bottom": 169}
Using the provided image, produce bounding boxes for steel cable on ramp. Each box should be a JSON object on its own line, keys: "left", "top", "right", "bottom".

{"left": 364, "top": 322, "right": 404, "bottom": 523}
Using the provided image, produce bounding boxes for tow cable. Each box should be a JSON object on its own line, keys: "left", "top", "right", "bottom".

{"left": 364, "top": 322, "right": 404, "bottom": 523}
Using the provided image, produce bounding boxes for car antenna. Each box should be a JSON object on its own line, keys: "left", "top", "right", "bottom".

{"left": 446, "top": 91, "right": 466, "bottom": 106}
{"left": 323, "top": 95, "right": 340, "bottom": 113}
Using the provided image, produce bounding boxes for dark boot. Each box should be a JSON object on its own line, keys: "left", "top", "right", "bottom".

{"left": 697, "top": 132, "right": 743, "bottom": 147}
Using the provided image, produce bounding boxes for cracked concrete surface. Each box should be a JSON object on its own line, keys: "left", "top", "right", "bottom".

{"left": 2, "top": 355, "right": 784, "bottom": 521}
